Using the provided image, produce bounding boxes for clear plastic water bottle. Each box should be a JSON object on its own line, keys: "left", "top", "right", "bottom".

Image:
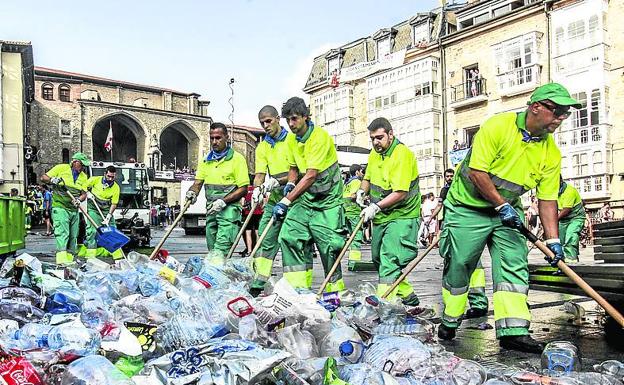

{"left": 372, "top": 321, "right": 434, "bottom": 341}
{"left": 138, "top": 273, "right": 162, "bottom": 296}
{"left": 127, "top": 251, "right": 178, "bottom": 284}
{"left": 362, "top": 335, "right": 431, "bottom": 375}
{"left": 182, "top": 255, "right": 204, "bottom": 277}
{"left": 46, "top": 324, "right": 101, "bottom": 356}
{"left": 540, "top": 341, "right": 581, "bottom": 374}
{"left": 60, "top": 355, "right": 135, "bottom": 385}
{"left": 275, "top": 324, "right": 319, "bottom": 359}
{"left": 275, "top": 364, "right": 312, "bottom": 385}
{"left": 320, "top": 290, "right": 357, "bottom": 307}
{"left": 80, "top": 294, "right": 111, "bottom": 331}
{"left": 594, "top": 360, "right": 624, "bottom": 378}
{"left": 13, "top": 323, "right": 52, "bottom": 350}
{"left": 238, "top": 314, "right": 258, "bottom": 341}
{"left": 452, "top": 359, "right": 487, "bottom": 385}
{"left": 318, "top": 325, "right": 365, "bottom": 363}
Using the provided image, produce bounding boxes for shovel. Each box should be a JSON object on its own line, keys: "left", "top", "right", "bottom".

{"left": 64, "top": 188, "right": 129, "bottom": 253}
{"left": 317, "top": 217, "right": 365, "bottom": 296}
{"left": 149, "top": 199, "right": 192, "bottom": 260}
{"left": 87, "top": 194, "right": 127, "bottom": 259}
{"left": 521, "top": 225, "right": 624, "bottom": 328}
{"left": 226, "top": 200, "right": 260, "bottom": 260}
{"left": 381, "top": 233, "right": 440, "bottom": 299}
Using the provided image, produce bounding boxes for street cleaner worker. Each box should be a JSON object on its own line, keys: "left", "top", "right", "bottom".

{"left": 84, "top": 165, "right": 122, "bottom": 260}
{"left": 437, "top": 83, "right": 581, "bottom": 353}
{"left": 343, "top": 164, "right": 365, "bottom": 268}
{"left": 357, "top": 117, "right": 421, "bottom": 306}
{"left": 185, "top": 122, "right": 249, "bottom": 255}
{"left": 40, "top": 152, "right": 90, "bottom": 265}
{"left": 249, "top": 105, "right": 301, "bottom": 296}
{"left": 274, "top": 96, "right": 346, "bottom": 292}
{"left": 557, "top": 177, "right": 586, "bottom": 263}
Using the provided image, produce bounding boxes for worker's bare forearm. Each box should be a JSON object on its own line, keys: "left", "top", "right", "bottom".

{"left": 468, "top": 169, "right": 506, "bottom": 207}
{"left": 377, "top": 191, "right": 407, "bottom": 211}
{"left": 286, "top": 169, "right": 318, "bottom": 202}
{"left": 287, "top": 166, "right": 299, "bottom": 185}
{"left": 430, "top": 203, "right": 443, "bottom": 220}
{"left": 360, "top": 179, "right": 371, "bottom": 194}
{"left": 41, "top": 174, "right": 51, "bottom": 184}
{"left": 109, "top": 204, "right": 118, "bottom": 215}
{"left": 224, "top": 186, "right": 248, "bottom": 204}
{"left": 558, "top": 207, "right": 571, "bottom": 221}
{"left": 189, "top": 179, "right": 204, "bottom": 194}
{"left": 539, "top": 200, "right": 559, "bottom": 239}
{"left": 253, "top": 173, "right": 265, "bottom": 187}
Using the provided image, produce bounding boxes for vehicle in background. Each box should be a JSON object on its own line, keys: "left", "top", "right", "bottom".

{"left": 179, "top": 179, "right": 207, "bottom": 235}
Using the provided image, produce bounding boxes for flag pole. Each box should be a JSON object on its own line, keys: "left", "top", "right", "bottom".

{"left": 109, "top": 120, "right": 113, "bottom": 162}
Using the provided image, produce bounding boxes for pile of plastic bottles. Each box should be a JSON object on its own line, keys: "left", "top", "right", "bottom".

{"left": 0, "top": 250, "right": 622, "bottom": 385}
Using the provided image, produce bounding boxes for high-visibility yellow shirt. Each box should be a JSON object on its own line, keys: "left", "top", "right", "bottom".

{"left": 364, "top": 138, "right": 420, "bottom": 224}
{"left": 255, "top": 132, "right": 295, "bottom": 205}
{"left": 558, "top": 183, "right": 585, "bottom": 221}
{"left": 447, "top": 111, "right": 561, "bottom": 209}
{"left": 289, "top": 124, "right": 342, "bottom": 209}
{"left": 343, "top": 177, "right": 362, "bottom": 216}
{"left": 196, "top": 147, "right": 249, "bottom": 206}
{"left": 86, "top": 176, "right": 120, "bottom": 212}
{"left": 46, "top": 163, "right": 88, "bottom": 210}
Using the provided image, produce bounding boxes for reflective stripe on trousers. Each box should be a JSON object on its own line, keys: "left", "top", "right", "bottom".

{"left": 308, "top": 162, "right": 341, "bottom": 194}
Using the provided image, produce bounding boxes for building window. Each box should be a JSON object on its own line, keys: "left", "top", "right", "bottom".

{"left": 572, "top": 153, "right": 588, "bottom": 176}
{"left": 591, "top": 126, "right": 601, "bottom": 141}
{"left": 567, "top": 20, "right": 585, "bottom": 47}
{"left": 583, "top": 178, "right": 591, "bottom": 193}
{"left": 375, "top": 97, "right": 382, "bottom": 109}
{"left": 377, "top": 38, "right": 391, "bottom": 58}
{"left": 590, "top": 89, "right": 600, "bottom": 125}
{"left": 588, "top": 15, "right": 599, "bottom": 44}
{"left": 42, "top": 83, "right": 54, "bottom": 100}
{"left": 555, "top": 27, "right": 564, "bottom": 56}
{"left": 413, "top": 22, "right": 429, "bottom": 46}
{"left": 59, "top": 84, "right": 71, "bottom": 102}
{"left": 593, "top": 151, "right": 603, "bottom": 173}
{"left": 60, "top": 120, "right": 71, "bottom": 136}
{"left": 328, "top": 57, "right": 339, "bottom": 77}
{"left": 580, "top": 129, "right": 588, "bottom": 144}
{"left": 493, "top": 32, "right": 539, "bottom": 91}
{"left": 571, "top": 131, "right": 578, "bottom": 146}
{"left": 571, "top": 92, "right": 588, "bottom": 129}
{"left": 62, "top": 148, "right": 70, "bottom": 163}
{"left": 595, "top": 176, "right": 603, "bottom": 192}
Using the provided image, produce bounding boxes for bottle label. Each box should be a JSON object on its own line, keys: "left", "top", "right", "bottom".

{"left": 192, "top": 272, "right": 219, "bottom": 288}
{"left": 0, "top": 356, "right": 43, "bottom": 385}
{"left": 158, "top": 266, "right": 177, "bottom": 284}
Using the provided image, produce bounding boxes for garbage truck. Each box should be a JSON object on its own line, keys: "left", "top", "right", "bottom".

{"left": 179, "top": 179, "right": 207, "bottom": 235}
{"left": 89, "top": 161, "right": 151, "bottom": 247}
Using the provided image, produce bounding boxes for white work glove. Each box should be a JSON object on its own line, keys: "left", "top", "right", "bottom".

{"left": 360, "top": 203, "right": 381, "bottom": 223}
{"left": 207, "top": 199, "right": 227, "bottom": 215}
{"left": 86, "top": 191, "right": 95, "bottom": 200}
{"left": 251, "top": 186, "right": 264, "bottom": 204}
{"left": 185, "top": 190, "right": 197, "bottom": 204}
{"left": 51, "top": 177, "right": 64, "bottom": 186}
{"left": 102, "top": 213, "right": 112, "bottom": 226}
{"left": 261, "top": 177, "right": 280, "bottom": 193}
{"left": 356, "top": 189, "right": 367, "bottom": 208}
{"left": 72, "top": 198, "right": 81, "bottom": 208}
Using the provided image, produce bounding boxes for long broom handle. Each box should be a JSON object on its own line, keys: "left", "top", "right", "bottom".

{"left": 149, "top": 199, "right": 192, "bottom": 260}
{"left": 64, "top": 188, "right": 100, "bottom": 229}
{"left": 381, "top": 234, "right": 440, "bottom": 299}
{"left": 317, "top": 217, "right": 365, "bottom": 296}
{"left": 521, "top": 226, "right": 624, "bottom": 328}
{"left": 226, "top": 200, "right": 260, "bottom": 260}
{"left": 247, "top": 217, "right": 275, "bottom": 260}
{"left": 88, "top": 195, "right": 107, "bottom": 219}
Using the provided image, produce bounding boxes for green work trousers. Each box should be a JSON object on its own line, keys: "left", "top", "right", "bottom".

{"left": 52, "top": 207, "right": 80, "bottom": 264}
{"left": 279, "top": 203, "right": 346, "bottom": 292}
{"left": 205, "top": 204, "right": 242, "bottom": 255}
{"left": 371, "top": 217, "right": 420, "bottom": 304}
{"left": 440, "top": 203, "right": 531, "bottom": 338}
{"left": 559, "top": 217, "right": 585, "bottom": 261}
{"left": 468, "top": 259, "right": 488, "bottom": 311}
{"left": 84, "top": 208, "right": 122, "bottom": 259}
{"left": 345, "top": 213, "right": 363, "bottom": 261}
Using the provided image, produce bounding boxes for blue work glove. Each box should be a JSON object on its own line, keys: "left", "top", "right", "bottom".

{"left": 283, "top": 182, "right": 296, "bottom": 197}
{"left": 544, "top": 238, "right": 565, "bottom": 267}
{"left": 495, "top": 202, "right": 523, "bottom": 230}
{"left": 272, "top": 198, "right": 290, "bottom": 223}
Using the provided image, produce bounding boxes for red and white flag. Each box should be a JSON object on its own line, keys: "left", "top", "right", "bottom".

{"left": 104, "top": 126, "right": 113, "bottom": 152}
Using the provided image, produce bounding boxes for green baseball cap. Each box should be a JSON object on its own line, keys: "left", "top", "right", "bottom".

{"left": 528, "top": 83, "right": 582, "bottom": 109}
{"left": 71, "top": 152, "right": 90, "bottom": 166}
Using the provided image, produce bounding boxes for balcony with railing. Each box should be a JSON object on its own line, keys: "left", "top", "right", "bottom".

{"left": 449, "top": 78, "right": 488, "bottom": 109}
{"left": 497, "top": 64, "right": 541, "bottom": 97}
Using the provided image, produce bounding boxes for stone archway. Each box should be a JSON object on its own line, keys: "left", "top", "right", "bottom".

{"left": 159, "top": 120, "right": 200, "bottom": 171}
{"left": 92, "top": 113, "right": 146, "bottom": 162}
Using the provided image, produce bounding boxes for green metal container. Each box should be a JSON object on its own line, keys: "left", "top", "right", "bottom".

{"left": 0, "top": 196, "right": 25, "bottom": 256}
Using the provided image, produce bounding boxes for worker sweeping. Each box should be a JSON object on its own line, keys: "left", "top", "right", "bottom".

{"left": 343, "top": 164, "right": 365, "bottom": 268}
{"left": 185, "top": 122, "right": 249, "bottom": 255}
{"left": 84, "top": 165, "right": 122, "bottom": 260}
{"left": 357, "top": 117, "right": 421, "bottom": 305}
{"left": 249, "top": 105, "right": 302, "bottom": 296}
{"left": 557, "top": 177, "right": 586, "bottom": 263}
{"left": 437, "top": 83, "right": 581, "bottom": 353}
{"left": 274, "top": 96, "right": 346, "bottom": 292}
{"left": 40, "top": 152, "right": 90, "bottom": 265}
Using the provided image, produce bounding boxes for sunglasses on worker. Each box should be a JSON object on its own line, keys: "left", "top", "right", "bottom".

{"left": 538, "top": 101, "right": 571, "bottom": 118}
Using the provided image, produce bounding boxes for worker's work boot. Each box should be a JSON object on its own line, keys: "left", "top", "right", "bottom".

{"left": 437, "top": 323, "right": 457, "bottom": 341}
{"left": 401, "top": 293, "right": 420, "bottom": 307}
{"left": 499, "top": 335, "right": 545, "bottom": 354}
{"left": 464, "top": 307, "right": 488, "bottom": 319}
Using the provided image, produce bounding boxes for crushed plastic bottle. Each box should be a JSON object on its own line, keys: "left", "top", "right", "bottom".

{"left": 318, "top": 324, "right": 365, "bottom": 364}
{"left": 372, "top": 320, "right": 434, "bottom": 342}
{"left": 60, "top": 355, "right": 135, "bottom": 385}
{"left": 362, "top": 335, "right": 431, "bottom": 375}
{"left": 541, "top": 341, "right": 581, "bottom": 374}
{"left": 12, "top": 323, "right": 52, "bottom": 350}
{"left": 276, "top": 324, "right": 319, "bottom": 359}
{"left": 594, "top": 360, "right": 624, "bottom": 378}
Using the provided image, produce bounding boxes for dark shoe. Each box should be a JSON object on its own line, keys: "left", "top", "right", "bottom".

{"left": 401, "top": 293, "right": 420, "bottom": 306}
{"left": 464, "top": 307, "right": 488, "bottom": 319}
{"left": 499, "top": 335, "right": 545, "bottom": 354}
{"left": 438, "top": 323, "right": 456, "bottom": 341}
{"left": 249, "top": 287, "right": 263, "bottom": 298}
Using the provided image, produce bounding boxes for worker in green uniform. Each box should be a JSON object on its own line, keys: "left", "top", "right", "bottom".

{"left": 84, "top": 165, "right": 122, "bottom": 260}
{"left": 343, "top": 164, "right": 364, "bottom": 268}
{"left": 557, "top": 178, "right": 586, "bottom": 263}
{"left": 41, "top": 152, "right": 90, "bottom": 265}
{"left": 357, "top": 117, "right": 421, "bottom": 305}
{"left": 273, "top": 97, "right": 346, "bottom": 292}
{"left": 438, "top": 83, "right": 581, "bottom": 353}
{"left": 249, "top": 105, "right": 300, "bottom": 296}
{"left": 185, "top": 122, "right": 249, "bottom": 255}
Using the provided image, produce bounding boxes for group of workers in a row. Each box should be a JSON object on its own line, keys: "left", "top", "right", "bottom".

{"left": 42, "top": 83, "right": 587, "bottom": 354}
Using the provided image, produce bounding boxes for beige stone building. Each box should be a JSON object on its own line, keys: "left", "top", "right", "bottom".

{"left": 0, "top": 41, "right": 34, "bottom": 195}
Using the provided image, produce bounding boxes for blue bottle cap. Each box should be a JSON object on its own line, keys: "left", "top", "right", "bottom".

{"left": 339, "top": 341, "right": 354, "bottom": 356}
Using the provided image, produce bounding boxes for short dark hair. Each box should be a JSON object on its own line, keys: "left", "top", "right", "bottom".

{"left": 258, "top": 105, "right": 279, "bottom": 118}
{"left": 210, "top": 122, "right": 229, "bottom": 135}
{"left": 367, "top": 117, "right": 392, "bottom": 133}
{"left": 349, "top": 164, "right": 362, "bottom": 176}
{"left": 106, "top": 165, "right": 117, "bottom": 173}
{"left": 282, "top": 97, "right": 309, "bottom": 119}
{"left": 444, "top": 168, "right": 454, "bottom": 175}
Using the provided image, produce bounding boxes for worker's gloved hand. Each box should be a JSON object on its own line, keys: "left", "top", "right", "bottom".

{"left": 262, "top": 177, "right": 280, "bottom": 193}
{"left": 544, "top": 238, "right": 565, "bottom": 267}
{"left": 72, "top": 198, "right": 81, "bottom": 208}
{"left": 272, "top": 198, "right": 290, "bottom": 223}
{"left": 283, "top": 182, "right": 296, "bottom": 197}
{"left": 86, "top": 191, "right": 95, "bottom": 200}
{"left": 207, "top": 199, "right": 227, "bottom": 215}
{"left": 356, "top": 189, "right": 367, "bottom": 208}
{"left": 251, "top": 186, "right": 264, "bottom": 204}
{"left": 496, "top": 202, "right": 523, "bottom": 230}
{"left": 102, "top": 213, "right": 112, "bottom": 226}
{"left": 360, "top": 203, "right": 381, "bottom": 223}
{"left": 185, "top": 190, "right": 197, "bottom": 204}
{"left": 51, "top": 177, "right": 64, "bottom": 186}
